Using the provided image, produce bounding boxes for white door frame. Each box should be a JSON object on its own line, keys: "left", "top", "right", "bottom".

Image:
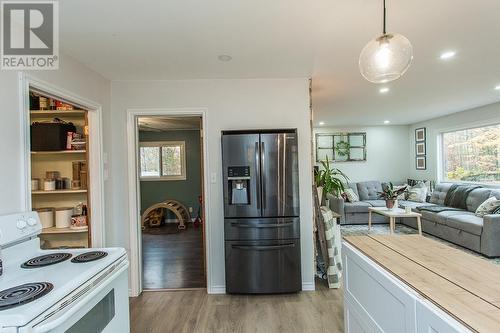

{"left": 19, "top": 73, "right": 106, "bottom": 247}
{"left": 126, "top": 108, "right": 211, "bottom": 296}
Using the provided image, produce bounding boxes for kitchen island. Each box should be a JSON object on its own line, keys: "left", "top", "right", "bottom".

{"left": 342, "top": 235, "right": 500, "bottom": 333}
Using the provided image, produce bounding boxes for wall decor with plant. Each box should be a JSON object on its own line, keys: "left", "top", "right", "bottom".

{"left": 316, "top": 132, "right": 367, "bottom": 162}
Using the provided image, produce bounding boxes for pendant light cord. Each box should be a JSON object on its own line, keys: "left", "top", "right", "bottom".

{"left": 383, "top": 0, "right": 387, "bottom": 34}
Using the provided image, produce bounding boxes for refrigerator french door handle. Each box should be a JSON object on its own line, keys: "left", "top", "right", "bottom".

{"left": 255, "top": 142, "right": 261, "bottom": 210}
{"left": 261, "top": 141, "right": 266, "bottom": 209}
{"left": 230, "top": 221, "right": 294, "bottom": 228}
{"left": 231, "top": 243, "right": 295, "bottom": 251}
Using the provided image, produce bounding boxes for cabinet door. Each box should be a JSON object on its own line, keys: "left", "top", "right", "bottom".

{"left": 416, "top": 301, "right": 470, "bottom": 333}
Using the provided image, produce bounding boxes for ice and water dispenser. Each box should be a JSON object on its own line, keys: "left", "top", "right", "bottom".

{"left": 227, "top": 166, "right": 250, "bottom": 205}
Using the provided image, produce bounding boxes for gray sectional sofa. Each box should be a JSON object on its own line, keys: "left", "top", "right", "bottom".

{"left": 328, "top": 181, "right": 500, "bottom": 257}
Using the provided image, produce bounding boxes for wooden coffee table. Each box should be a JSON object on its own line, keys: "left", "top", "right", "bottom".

{"left": 368, "top": 206, "right": 422, "bottom": 235}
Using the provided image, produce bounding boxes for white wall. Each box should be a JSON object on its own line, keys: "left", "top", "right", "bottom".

{"left": 109, "top": 79, "right": 314, "bottom": 292}
{"left": 0, "top": 54, "right": 112, "bottom": 241}
{"left": 313, "top": 126, "right": 410, "bottom": 183}
{"left": 408, "top": 102, "right": 500, "bottom": 181}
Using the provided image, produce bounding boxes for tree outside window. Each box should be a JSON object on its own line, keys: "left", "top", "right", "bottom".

{"left": 442, "top": 124, "right": 500, "bottom": 183}
{"left": 139, "top": 141, "right": 186, "bottom": 181}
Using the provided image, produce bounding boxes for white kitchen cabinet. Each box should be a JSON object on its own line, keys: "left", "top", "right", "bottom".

{"left": 342, "top": 241, "right": 472, "bottom": 333}
{"left": 416, "top": 301, "right": 470, "bottom": 333}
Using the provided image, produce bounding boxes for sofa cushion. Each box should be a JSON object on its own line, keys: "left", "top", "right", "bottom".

{"left": 466, "top": 188, "right": 492, "bottom": 212}
{"left": 421, "top": 210, "right": 467, "bottom": 225}
{"left": 400, "top": 201, "right": 435, "bottom": 211}
{"left": 364, "top": 200, "right": 386, "bottom": 207}
{"left": 445, "top": 214, "right": 483, "bottom": 236}
{"left": 357, "top": 181, "right": 383, "bottom": 201}
{"left": 344, "top": 201, "right": 371, "bottom": 213}
{"left": 429, "top": 183, "right": 454, "bottom": 205}
{"left": 490, "top": 190, "right": 500, "bottom": 199}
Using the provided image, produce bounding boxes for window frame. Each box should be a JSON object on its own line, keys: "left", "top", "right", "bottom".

{"left": 139, "top": 140, "right": 187, "bottom": 181}
{"left": 439, "top": 123, "right": 500, "bottom": 185}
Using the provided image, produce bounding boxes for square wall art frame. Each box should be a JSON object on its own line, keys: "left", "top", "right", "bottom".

{"left": 415, "top": 127, "right": 427, "bottom": 170}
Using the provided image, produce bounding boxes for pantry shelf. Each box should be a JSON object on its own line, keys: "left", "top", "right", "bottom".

{"left": 31, "top": 150, "right": 86, "bottom": 155}
{"left": 41, "top": 227, "right": 88, "bottom": 234}
{"left": 30, "top": 110, "right": 86, "bottom": 117}
{"left": 32, "top": 189, "right": 87, "bottom": 195}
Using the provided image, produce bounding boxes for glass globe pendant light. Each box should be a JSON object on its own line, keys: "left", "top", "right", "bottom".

{"left": 359, "top": 0, "right": 413, "bottom": 83}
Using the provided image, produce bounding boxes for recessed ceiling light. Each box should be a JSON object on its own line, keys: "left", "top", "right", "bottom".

{"left": 319, "top": 121, "right": 325, "bottom": 126}
{"left": 218, "top": 54, "right": 232, "bottom": 62}
{"left": 495, "top": 85, "right": 500, "bottom": 91}
{"left": 440, "top": 51, "right": 456, "bottom": 60}
{"left": 384, "top": 120, "right": 390, "bottom": 124}
{"left": 379, "top": 87, "right": 389, "bottom": 94}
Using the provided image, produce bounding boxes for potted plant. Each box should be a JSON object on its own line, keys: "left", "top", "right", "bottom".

{"left": 315, "top": 156, "right": 350, "bottom": 207}
{"left": 378, "top": 182, "right": 407, "bottom": 210}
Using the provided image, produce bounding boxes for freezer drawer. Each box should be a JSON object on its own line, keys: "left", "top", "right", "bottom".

{"left": 225, "top": 239, "right": 301, "bottom": 294}
{"left": 224, "top": 217, "right": 300, "bottom": 241}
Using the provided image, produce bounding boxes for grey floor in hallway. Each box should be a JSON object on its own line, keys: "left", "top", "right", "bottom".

{"left": 142, "top": 223, "right": 205, "bottom": 289}
{"left": 129, "top": 280, "right": 344, "bottom": 333}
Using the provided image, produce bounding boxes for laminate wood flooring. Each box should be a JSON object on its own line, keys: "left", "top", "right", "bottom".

{"left": 129, "top": 280, "right": 344, "bottom": 333}
{"left": 142, "top": 223, "right": 205, "bottom": 289}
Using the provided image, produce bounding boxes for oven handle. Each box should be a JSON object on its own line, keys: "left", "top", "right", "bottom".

{"left": 29, "top": 261, "right": 128, "bottom": 333}
{"left": 230, "top": 221, "right": 294, "bottom": 228}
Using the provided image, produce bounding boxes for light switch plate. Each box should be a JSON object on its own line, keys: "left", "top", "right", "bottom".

{"left": 211, "top": 172, "right": 217, "bottom": 184}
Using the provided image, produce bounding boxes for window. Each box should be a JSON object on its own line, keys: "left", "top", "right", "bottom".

{"left": 139, "top": 141, "right": 186, "bottom": 180}
{"left": 442, "top": 124, "right": 500, "bottom": 183}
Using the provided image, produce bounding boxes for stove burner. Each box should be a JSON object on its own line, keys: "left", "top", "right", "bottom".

{"left": 71, "top": 251, "right": 108, "bottom": 263}
{"left": 0, "top": 282, "right": 53, "bottom": 310}
{"left": 21, "top": 253, "right": 72, "bottom": 268}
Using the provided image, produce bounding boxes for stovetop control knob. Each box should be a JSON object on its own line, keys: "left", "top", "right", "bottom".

{"left": 27, "top": 217, "right": 37, "bottom": 226}
{"left": 16, "top": 220, "right": 27, "bottom": 230}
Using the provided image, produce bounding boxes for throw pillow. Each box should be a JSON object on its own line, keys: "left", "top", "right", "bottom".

{"left": 394, "top": 184, "right": 408, "bottom": 200}
{"left": 344, "top": 188, "right": 359, "bottom": 202}
{"left": 475, "top": 197, "right": 500, "bottom": 217}
{"left": 407, "top": 183, "right": 428, "bottom": 203}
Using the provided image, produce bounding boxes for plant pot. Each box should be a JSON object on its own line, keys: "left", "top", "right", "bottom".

{"left": 385, "top": 199, "right": 396, "bottom": 210}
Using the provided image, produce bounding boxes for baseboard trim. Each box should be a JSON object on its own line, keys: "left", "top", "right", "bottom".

{"left": 302, "top": 282, "right": 316, "bottom": 291}
{"left": 209, "top": 285, "right": 226, "bottom": 294}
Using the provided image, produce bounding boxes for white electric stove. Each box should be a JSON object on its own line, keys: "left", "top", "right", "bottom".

{"left": 0, "top": 212, "right": 130, "bottom": 333}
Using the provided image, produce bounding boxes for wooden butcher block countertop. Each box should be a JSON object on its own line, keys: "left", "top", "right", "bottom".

{"left": 343, "top": 235, "right": 500, "bottom": 333}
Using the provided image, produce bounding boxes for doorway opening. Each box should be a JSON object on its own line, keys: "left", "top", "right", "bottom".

{"left": 136, "top": 116, "right": 206, "bottom": 290}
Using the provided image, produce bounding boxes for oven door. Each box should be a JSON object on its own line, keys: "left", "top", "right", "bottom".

{"left": 19, "top": 262, "right": 129, "bottom": 333}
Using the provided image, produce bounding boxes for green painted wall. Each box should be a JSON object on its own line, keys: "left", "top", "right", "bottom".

{"left": 139, "top": 129, "right": 202, "bottom": 219}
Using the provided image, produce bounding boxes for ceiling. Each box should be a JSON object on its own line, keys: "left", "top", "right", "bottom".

{"left": 138, "top": 117, "right": 201, "bottom": 132}
{"left": 59, "top": 0, "right": 500, "bottom": 126}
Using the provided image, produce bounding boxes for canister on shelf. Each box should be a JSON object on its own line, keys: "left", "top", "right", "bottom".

{"left": 63, "top": 177, "right": 71, "bottom": 189}
{"left": 71, "top": 180, "right": 81, "bottom": 190}
{"left": 35, "top": 208, "right": 54, "bottom": 228}
{"left": 43, "top": 179, "right": 56, "bottom": 191}
{"left": 55, "top": 207, "right": 73, "bottom": 228}
{"left": 80, "top": 170, "right": 87, "bottom": 190}
{"left": 31, "top": 178, "right": 40, "bottom": 191}
{"left": 55, "top": 178, "right": 64, "bottom": 190}
{"left": 45, "top": 171, "right": 60, "bottom": 180}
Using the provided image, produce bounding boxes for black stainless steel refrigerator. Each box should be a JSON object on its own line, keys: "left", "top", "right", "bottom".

{"left": 222, "top": 129, "right": 301, "bottom": 294}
